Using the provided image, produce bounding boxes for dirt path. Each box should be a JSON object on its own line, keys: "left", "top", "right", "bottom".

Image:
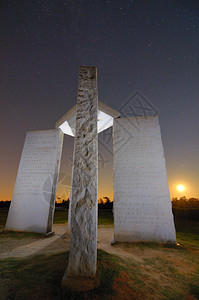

{"left": 0, "top": 224, "right": 198, "bottom": 300}
{"left": 1, "top": 224, "right": 116, "bottom": 259}
{"left": 1, "top": 224, "right": 198, "bottom": 271}
{"left": 1, "top": 224, "right": 191, "bottom": 265}
{"left": 0, "top": 224, "right": 149, "bottom": 260}
{"left": 0, "top": 224, "right": 68, "bottom": 259}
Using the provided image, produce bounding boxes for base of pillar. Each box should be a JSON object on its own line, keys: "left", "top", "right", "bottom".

{"left": 111, "top": 239, "right": 177, "bottom": 247}
{"left": 44, "top": 231, "right": 55, "bottom": 237}
{"left": 61, "top": 272, "right": 100, "bottom": 292}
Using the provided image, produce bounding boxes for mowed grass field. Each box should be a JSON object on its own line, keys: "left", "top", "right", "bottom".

{"left": 1, "top": 207, "right": 198, "bottom": 232}
{"left": 0, "top": 208, "right": 114, "bottom": 229}
{"left": 0, "top": 208, "right": 199, "bottom": 299}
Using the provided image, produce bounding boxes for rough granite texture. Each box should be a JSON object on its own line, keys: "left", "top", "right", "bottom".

{"left": 55, "top": 100, "right": 120, "bottom": 131}
{"left": 66, "top": 66, "right": 98, "bottom": 277}
{"left": 113, "top": 117, "right": 176, "bottom": 243}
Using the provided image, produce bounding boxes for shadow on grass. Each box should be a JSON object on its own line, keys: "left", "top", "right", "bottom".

{"left": 0, "top": 250, "right": 120, "bottom": 300}
{"left": 0, "top": 246, "right": 198, "bottom": 299}
{"left": 0, "top": 230, "right": 45, "bottom": 239}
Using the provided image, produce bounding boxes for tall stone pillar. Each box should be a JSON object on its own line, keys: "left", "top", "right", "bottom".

{"left": 62, "top": 66, "right": 99, "bottom": 291}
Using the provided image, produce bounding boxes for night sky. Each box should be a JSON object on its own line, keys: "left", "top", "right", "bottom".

{"left": 0, "top": 0, "right": 199, "bottom": 201}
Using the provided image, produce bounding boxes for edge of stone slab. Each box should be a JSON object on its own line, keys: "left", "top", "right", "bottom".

{"left": 111, "top": 239, "right": 178, "bottom": 247}
{"left": 43, "top": 231, "right": 55, "bottom": 237}
{"left": 61, "top": 272, "right": 100, "bottom": 292}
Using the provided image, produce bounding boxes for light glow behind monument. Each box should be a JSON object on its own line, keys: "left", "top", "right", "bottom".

{"left": 59, "top": 120, "right": 74, "bottom": 137}
{"left": 58, "top": 110, "right": 113, "bottom": 136}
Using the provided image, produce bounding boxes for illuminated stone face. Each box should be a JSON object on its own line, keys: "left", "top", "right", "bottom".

{"left": 5, "top": 65, "right": 176, "bottom": 293}
{"left": 113, "top": 116, "right": 176, "bottom": 243}
{"left": 59, "top": 120, "right": 74, "bottom": 136}
{"left": 65, "top": 66, "right": 98, "bottom": 278}
{"left": 57, "top": 106, "right": 115, "bottom": 137}
{"left": 5, "top": 129, "right": 63, "bottom": 234}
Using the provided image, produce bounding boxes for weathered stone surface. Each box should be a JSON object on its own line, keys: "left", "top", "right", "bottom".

{"left": 65, "top": 66, "right": 98, "bottom": 279}
{"left": 113, "top": 117, "right": 176, "bottom": 243}
{"left": 55, "top": 101, "right": 120, "bottom": 137}
{"left": 5, "top": 129, "right": 63, "bottom": 234}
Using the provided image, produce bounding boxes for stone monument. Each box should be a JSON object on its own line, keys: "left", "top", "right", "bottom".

{"left": 4, "top": 65, "right": 176, "bottom": 291}
{"left": 113, "top": 117, "right": 176, "bottom": 243}
{"left": 61, "top": 66, "right": 99, "bottom": 290}
{"left": 5, "top": 129, "right": 63, "bottom": 234}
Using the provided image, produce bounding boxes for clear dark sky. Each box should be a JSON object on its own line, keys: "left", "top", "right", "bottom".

{"left": 0, "top": 0, "right": 199, "bottom": 201}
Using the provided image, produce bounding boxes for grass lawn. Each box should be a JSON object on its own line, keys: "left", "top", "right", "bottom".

{"left": 0, "top": 239, "right": 198, "bottom": 299}
{"left": 54, "top": 209, "right": 114, "bottom": 225}
{"left": 0, "top": 208, "right": 114, "bottom": 227}
{"left": 1, "top": 207, "right": 199, "bottom": 232}
{"left": 0, "top": 208, "right": 198, "bottom": 299}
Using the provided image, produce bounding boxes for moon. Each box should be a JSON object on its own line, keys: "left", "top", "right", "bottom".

{"left": 177, "top": 184, "right": 185, "bottom": 192}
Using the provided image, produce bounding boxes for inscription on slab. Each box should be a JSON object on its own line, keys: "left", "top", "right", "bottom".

{"left": 5, "top": 129, "right": 63, "bottom": 233}
{"left": 113, "top": 117, "right": 176, "bottom": 243}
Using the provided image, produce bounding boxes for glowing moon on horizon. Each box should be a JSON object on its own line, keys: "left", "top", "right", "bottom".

{"left": 177, "top": 184, "right": 185, "bottom": 192}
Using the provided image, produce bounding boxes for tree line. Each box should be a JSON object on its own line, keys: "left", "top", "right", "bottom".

{"left": 0, "top": 197, "right": 198, "bottom": 220}
{"left": 56, "top": 196, "right": 199, "bottom": 210}
{"left": 0, "top": 196, "right": 198, "bottom": 210}
{"left": 172, "top": 197, "right": 199, "bottom": 209}
{"left": 55, "top": 197, "right": 113, "bottom": 209}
